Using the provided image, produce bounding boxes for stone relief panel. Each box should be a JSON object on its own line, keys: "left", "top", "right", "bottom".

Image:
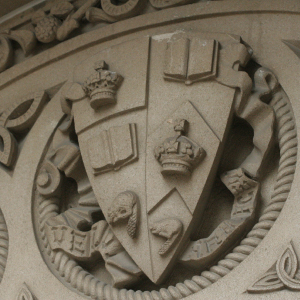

{"left": 28, "top": 29, "right": 298, "bottom": 300}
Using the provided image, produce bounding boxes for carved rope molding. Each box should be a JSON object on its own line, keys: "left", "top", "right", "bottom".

{"left": 36, "top": 89, "right": 297, "bottom": 299}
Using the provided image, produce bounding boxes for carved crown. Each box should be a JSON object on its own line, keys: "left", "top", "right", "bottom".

{"left": 154, "top": 119, "right": 205, "bottom": 176}
{"left": 82, "top": 60, "right": 123, "bottom": 109}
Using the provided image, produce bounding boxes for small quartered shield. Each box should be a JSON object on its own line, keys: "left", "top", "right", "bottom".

{"left": 71, "top": 31, "right": 247, "bottom": 283}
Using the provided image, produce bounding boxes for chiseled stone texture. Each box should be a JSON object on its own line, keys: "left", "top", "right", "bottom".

{"left": 0, "top": 1, "right": 300, "bottom": 300}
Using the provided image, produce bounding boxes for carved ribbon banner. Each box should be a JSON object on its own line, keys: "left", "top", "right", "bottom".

{"left": 180, "top": 168, "right": 260, "bottom": 268}
{"left": 45, "top": 220, "right": 142, "bottom": 288}
{"left": 179, "top": 67, "right": 278, "bottom": 268}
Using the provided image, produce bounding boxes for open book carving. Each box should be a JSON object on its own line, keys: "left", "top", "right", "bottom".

{"left": 88, "top": 123, "right": 138, "bottom": 175}
{"left": 164, "top": 38, "right": 219, "bottom": 85}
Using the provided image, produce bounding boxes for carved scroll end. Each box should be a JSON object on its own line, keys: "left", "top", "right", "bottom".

{"left": 60, "top": 82, "right": 86, "bottom": 115}
{"left": 36, "top": 161, "right": 62, "bottom": 197}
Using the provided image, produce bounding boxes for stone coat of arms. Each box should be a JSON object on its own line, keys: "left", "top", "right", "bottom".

{"left": 15, "top": 29, "right": 294, "bottom": 299}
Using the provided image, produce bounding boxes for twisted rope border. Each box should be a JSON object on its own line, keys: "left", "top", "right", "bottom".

{"left": 37, "top": 90, "right": 297, "bottom": 300}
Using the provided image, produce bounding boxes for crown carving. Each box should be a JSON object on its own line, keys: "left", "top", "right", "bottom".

{"left": 82, "top": 60, "right": 123, "bottom": 110}
{"left": 154, "top": 119, "right": 205, "bottom": 176}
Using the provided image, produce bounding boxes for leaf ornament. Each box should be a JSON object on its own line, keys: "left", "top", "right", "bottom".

{"left": 0, "top": 29, "right": 36, "bottom": 73}
{"left": 0, "top": 36, "right": 13, "bottom": 72}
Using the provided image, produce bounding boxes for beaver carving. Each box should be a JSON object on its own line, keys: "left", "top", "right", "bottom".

{"left": 150, "top": 218, "right": 183, "bottom": 255}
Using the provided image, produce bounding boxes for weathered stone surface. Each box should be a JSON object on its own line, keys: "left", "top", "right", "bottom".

{"left": 0, "top": 1, "right": 300, "bottom": 300}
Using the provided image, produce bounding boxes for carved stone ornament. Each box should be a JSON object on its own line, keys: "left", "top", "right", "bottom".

{"left": 82, "top": 60, "right": 123, "bottom": 109}
{"left": 1, "top": 2, "right": 300, "bottom": 300}
{"left": 16, "top": 283, "right": 36, "bottom": 300}
{"left": 248, "top": 241, "right": 300, "bottom": 293}
{"left": 12, "top": 27, "right": 292, "bottom": 300}
{"left": 154, "top": 119, "right": 205, "bottom": 176}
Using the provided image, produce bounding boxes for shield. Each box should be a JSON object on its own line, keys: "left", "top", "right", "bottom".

{"left": 71, "top": 31, "right": 243, "bottom": 284}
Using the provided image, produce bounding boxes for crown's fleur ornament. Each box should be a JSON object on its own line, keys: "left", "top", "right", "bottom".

{"left": 154, "top": 119, "right": 205, "bottom": 176}
{"left": 82, "top": 60, "right": 123, "bottom": 110}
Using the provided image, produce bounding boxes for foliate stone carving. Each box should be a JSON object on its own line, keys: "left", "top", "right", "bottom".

{"left": 82, "top": 60, "right": 123, "bottom": 109}
{"left": 90, "top": 0, "right": 146, "bottom": 22}
{"left": 248, "top": 241, "right": 300, "bottom": 293}
{"left": 32, "top": 32, "right": 298, "bottom": 300}
{"left": 0, "top": 0, "right": 232, "bottom": 75}
{"left": 149, "top": 0, "right": 193, "bottom": 9}
{"left": 16, "top": 283, "right": 36, "bottom": 300}
{"left": 0, "top": 91, "right": 48, "bottom": 168}
{"left": 154, "top": 119, "right": 205, "bottom": 176}
{"left": 0, "top": 30, "right": 36, "bottom": 73}
{"left": 108, "top": 191, "right": 139, "bottom": 239}
{"left": 32, "top": 0, "right": 99, "bottom": 43}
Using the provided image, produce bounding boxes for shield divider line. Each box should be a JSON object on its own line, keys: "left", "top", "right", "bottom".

{"left": 143, "top": 35, "right": 155, "bottom": 280}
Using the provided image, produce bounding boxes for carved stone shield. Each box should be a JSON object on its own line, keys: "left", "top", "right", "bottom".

{"left": 71, "top": 31, "right": 247, "bottom": 283}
